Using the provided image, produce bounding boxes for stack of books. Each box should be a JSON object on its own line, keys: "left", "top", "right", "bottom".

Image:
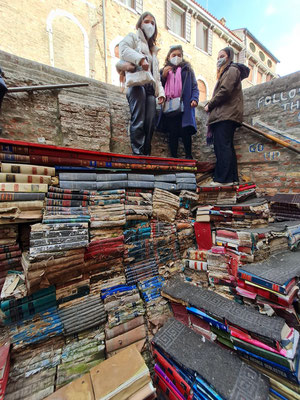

{"left": 22, "top": 246, "right": 85, "bottom": 294}
{"left": 197, "top": 185, "right": 237, "bottom": 205}
{"left": 152, "top": 317, "right": 270, "bottom": 400}
{"left": 8, "top": 306, "right": 63, "bottom": 349}
{"left": 29, "top": 222, "right": 89, "bottom": 258}
{"left": 0, "top": 230, "right": 22, "bottom": 293}
{"left": 56, "top": 327, "right": 105, "bottom": 389}
{"left": 0, "top": 286, "right": 56, "bottom": 325}
{"left": 154, "top": 174, "right": 176, "bottom": 192}
{"left": 152, "top": 188, "right": 180, "bottom": 223}
{"left": 196, "top": 198, "right": 270, "bottom": 229}
{"left": 181, "top": 248, "right": 209, "bottom": 287}
{"left": 178, "top": 189, "right": 198, "bottom": 219}
{"left": 84, "top": 235, "right": 124, "bottom": 279}
{"left": 0, "top": 163, "right": 54, "bottom": 224}
{"left": 269, "top": 193, "right": 300, "bottom": 221}
{"left": 175, "top": 173, "right": 197, "bottom": 191}
{"left": 0, "top": 137, "right": 196, "bottom": 173}
{"left": 125, "top": 188, "right": 153, "bottom": 223}
{"left": 5, "top": 337, "right": 64, "bottom": 399}
{"left": 43, "top": 186, "right": 91, "bottom": 224}
{"left": 101, "top": 285, "right": 147, "bottom": 360}
{"left": 236, "top": 182, "right": 257, "bottom": 202}
{"left": 58, "top": 294, "right": 106, "bottom": 336}
{"left": 89, "top": 188, "right": 126, "bottom": 240}
{"left": 162, "top": 279, "right": 300, "bottom": 398}
{"left": 176, "top": 221, "right": 195, "bottom": 258}
{"left": 237, "top": 251, "right": 300, "bottom": 311}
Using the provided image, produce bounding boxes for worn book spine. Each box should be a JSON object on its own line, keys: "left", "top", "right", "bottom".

{"left": 0, "top": 192, "right": 46, "bottom": 202}
{"left": 0, "top": 144, "right": 29, "bottom": 155}
{"left": 47, "top": 192, "right": 90, "bottom": 201}
{"left": 0, "top": 200, "right": 44, "bottom": 210}
{"left": 30, "top": 154, "right": 107, "bottom": 168}
{"left": 237, "top": 270, "right": 287, "bottom": 295}
{"left": 237, "top": 348, "right": 299, "bottom": 384}
{"left": 46, "top": 199, "right": 89, "bottom": 207}
{"left": 60, "top": 181, "right": 97, "bottom": 190}
{"left": 0, "top": 182, "right": 48, "bottom": 193}
{"left": 96, "top": 173, "right": 128, "bottom": 181}
{"left": 59, "top": 172, "right": 97, "bottom": 181}
{"left": 0, "top": 173, "right": 52, "bottom": 184}
{"left": 0, "top": 153, "right": 30, "bottom": 163}
{"left": 1, "top": 163, "right": 55, "bottom": 176}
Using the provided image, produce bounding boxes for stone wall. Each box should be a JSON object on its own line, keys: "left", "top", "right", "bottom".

{"left": 0, "top": 50, "right": 299, "bottom": 195}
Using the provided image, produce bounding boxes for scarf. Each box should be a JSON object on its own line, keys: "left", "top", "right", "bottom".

{"left": 164, "top": 67, "right": 182, "bottom": 100}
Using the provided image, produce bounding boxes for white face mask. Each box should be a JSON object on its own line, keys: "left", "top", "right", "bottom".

{"left": 217, "top": 56, "right": 227, "bottom": 68}
{"left": 170, "top": 56, "right": 183, "bottom": 66}
{"left": 141, "top": 23, "right": 155, "bottom": 39}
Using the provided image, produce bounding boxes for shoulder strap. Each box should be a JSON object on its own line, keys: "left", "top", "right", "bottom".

{"left": 180, "top": 70, "right": 189, "bottom": 100}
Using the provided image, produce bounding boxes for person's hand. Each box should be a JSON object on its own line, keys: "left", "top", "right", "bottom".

{"left": 140, "top": 58, "right": 149, "bottom": 71}
{"left": 191, "top": 100, "right": 198, "bottom": 108}
{"left": 204, "top": 104, "right": 209, "bottom": 112}
{"left": 162, "top": 66, "right": 172, "bottom": 78}
{"left": 157, "top": 96, "right": 165, "bottom": 105}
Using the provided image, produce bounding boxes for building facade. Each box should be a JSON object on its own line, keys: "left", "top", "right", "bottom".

{"left": 233, "top": 28, "right": 279, "bottom": 87}
{"left": 0, "top": 0, "right": 278, "bottom": 99}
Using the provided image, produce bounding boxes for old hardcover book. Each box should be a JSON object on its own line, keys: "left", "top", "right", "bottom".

{"left": 0, "top": 173, "right": 52, "bottom": 184}
{"left": 1, "top": 163, "right": 55, "bottom": 176}
{"left": 0, "top": 153, "right": 30, "bottom": 163}
{"left": 0, "top": 192, "right": 45, "bottom": 202}
{"left": 0, "top": 183, "right": 48, "bottom": 193}
{"left": 90, "top": 345, "right": 151, "bottom": 400}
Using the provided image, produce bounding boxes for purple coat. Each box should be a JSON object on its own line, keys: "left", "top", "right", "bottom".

{"left": 157, "top": 63, "right": 199, "bottom": 135}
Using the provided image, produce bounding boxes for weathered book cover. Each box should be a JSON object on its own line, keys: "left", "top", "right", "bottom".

{"left": 0, "top": 173, "right": 52, "bottom": 184}
{"left": 1, "top": 163, "right": 55, "bottom": 176}
{"left": 0, "top": 183, "right": 48, "bottom": 193}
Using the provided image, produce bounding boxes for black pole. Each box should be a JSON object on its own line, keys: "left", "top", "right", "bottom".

{"left": 7, "top": 83, "right": 89, "bottom": 93}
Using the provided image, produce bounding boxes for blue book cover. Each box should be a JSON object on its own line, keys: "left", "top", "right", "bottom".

{"left": 195, "top": 376, "right": 225, "bottom": 400}
{"left": 187, "top": 306, "right": 228, "bottom": 332}
{"left": 238, "top": 268, "right": 292, "bottom": 295}
{"left": 235, "top": 346, "right": 299, "bottom": 384}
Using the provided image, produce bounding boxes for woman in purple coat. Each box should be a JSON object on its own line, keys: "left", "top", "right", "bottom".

{"left": 157, "top": 45, "right": 199, "bottom": 159}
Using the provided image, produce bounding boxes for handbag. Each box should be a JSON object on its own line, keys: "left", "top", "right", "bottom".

{"left": 125, "top": 67, "right": 155, "bottom": 88}
{"left": 163, "top": 70, "right": 188, "bottom": 118}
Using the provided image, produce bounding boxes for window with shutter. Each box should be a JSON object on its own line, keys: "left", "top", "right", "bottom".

{"left": 135, "top": 0, "right": 143, "bottom": 14}
{"left": 185, "top": 12, "right": 191, "bottom": 42}
{"left": 196, "top": 21, "right": 209, "bottom": 53}
{"left": 170, "top": 3, "right": 185, "bottom": 38}
{"left": 120, "top": 0, "right": 135, "bottom": 8}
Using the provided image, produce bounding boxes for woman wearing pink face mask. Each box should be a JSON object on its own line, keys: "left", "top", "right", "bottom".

{"left": 157, "top": 45, "right": 199, "bottom": 159}
{"left": 119, "top": 12, "right": 165, "bottom": 156}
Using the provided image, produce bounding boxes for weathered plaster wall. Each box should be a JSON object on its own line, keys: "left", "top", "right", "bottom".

{"left": 0, "top": 50, "right": 299, "bottom": 195}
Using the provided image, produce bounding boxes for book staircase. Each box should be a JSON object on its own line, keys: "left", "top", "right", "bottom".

{"left": 0, "top": 138, "right": 299, "bottom": 400}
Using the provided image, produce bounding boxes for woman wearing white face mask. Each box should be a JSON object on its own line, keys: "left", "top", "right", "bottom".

{"left": 119, "top": 12, "right": 165, "bottom": 156}
{"left": 157, "top": 45, "right": 199, "bottom": 159}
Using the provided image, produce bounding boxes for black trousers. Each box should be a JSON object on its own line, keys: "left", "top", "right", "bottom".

{"left": 210, "top": 120, "right": 239, "bottom": 183}
{"left": 166, "top": 114, "right": 192, "bottom": 159}
{"left": 126, "top": 86, "right": 156, "bottom": 156}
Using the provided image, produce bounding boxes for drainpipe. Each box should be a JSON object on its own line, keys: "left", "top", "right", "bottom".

{"left": 102, "top": 0, "right": 108, "bottom": 83}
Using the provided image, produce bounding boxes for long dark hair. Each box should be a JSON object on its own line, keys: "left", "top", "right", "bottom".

{"left": 136, "top": 12, "right": 158, "bottom": 49}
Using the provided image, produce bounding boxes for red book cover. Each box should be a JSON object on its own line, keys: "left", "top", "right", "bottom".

{"left": 237, "top": 280, "right": 298, "bottom": 307}
{"left": 194, "top": 222, "right": 213, "bottom": 250}
{"left": 0, "top": 342, "right": 10, "bottom": 392}
{"left": 152, "top": 349, "right": 193, "bottom": 400}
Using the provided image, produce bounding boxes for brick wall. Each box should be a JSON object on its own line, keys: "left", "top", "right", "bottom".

{"left": 0, "top": 50, "right": 299, "bottom": 194}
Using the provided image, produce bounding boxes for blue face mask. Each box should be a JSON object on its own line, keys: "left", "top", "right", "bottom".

{"left": 217, "top": 56, "right": 227, "bottom": 68}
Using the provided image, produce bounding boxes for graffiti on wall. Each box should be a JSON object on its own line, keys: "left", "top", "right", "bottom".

{"left": 257, "top": 88, "right": 300, "bottom": 112}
